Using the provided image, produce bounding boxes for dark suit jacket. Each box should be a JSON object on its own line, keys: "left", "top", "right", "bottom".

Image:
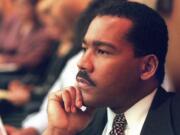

{"left": 78, "top": 87, "right": 180, "bottom": 135}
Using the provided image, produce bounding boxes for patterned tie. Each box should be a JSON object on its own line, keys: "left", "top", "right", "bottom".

{"left": 109, "top": 113, "right": 127, "bottom": 135}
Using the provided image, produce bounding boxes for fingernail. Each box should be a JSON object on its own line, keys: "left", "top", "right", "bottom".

{"left": 66, "top": 106, "right": 70, "bottom": 112}
{"left": 71, "top": 106, "right": 76, "bottom": 113}
{"left": 77, "top": 100, "right": 82, "bottom": 108}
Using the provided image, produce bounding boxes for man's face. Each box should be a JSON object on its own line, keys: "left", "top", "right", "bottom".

{"left": 76, "top": 16, "right": 143, "bottom": 111}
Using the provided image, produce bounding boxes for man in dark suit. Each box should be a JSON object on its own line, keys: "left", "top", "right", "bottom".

{"left": 43, "top": 1, "right": 180, "bottom": 135}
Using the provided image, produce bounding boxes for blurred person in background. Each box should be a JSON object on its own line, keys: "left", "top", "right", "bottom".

{"left": 0, "top": 0, "right": 17, "bottom": 29}
{"left": 1, "top": 0, "right": 91, "bottom": 129}
{"left": 0, "top": 0, "right": 56, "bottom": 114}
{"left": 0, "top": 0, "right": 91, "bottom": 108}
{"left": 0, "top": 0, "right": 54, "bottom": 85}
{"left": 0, "top": 0, "right": 60, "bottom": 108}
{"left": 0, "top": 0, "right": 16, "bottom": 22}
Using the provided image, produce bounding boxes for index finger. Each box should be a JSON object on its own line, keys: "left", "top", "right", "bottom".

{"left": 75, "top": 88, "right": 83, "bottom": 109}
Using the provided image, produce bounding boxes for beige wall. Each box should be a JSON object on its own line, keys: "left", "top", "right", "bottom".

{"left": 166, "top": 0, "right": 180, "bottom": 90}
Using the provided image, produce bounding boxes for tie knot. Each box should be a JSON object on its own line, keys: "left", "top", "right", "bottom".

{"left": 109, "top": 113, "right": 127, "bottom": 135}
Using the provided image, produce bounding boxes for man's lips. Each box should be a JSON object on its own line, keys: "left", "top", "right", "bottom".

{"left": 76, "top": 70, "right": 96, "bottom": 87}
{"left": 76, "top": 77, "right": 94, "bottom": 87}
{"left": 76, "top": 77, "right": 92, "bottom": 86}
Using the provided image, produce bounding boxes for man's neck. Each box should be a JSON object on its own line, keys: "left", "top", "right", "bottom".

{"left": 112, "top": 81, "right": 159, "bottom": 113}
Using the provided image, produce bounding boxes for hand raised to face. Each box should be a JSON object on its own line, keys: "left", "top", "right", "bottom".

{"left": 44, "top": 86, "right": 95, "bottom": 135}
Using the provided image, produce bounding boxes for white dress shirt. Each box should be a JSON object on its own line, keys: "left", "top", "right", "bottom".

{"left": 22, "top": 51, "right": 82, "bottom": 134}
{"left": 102, "top": 89, "right": 157, "bottom": 135}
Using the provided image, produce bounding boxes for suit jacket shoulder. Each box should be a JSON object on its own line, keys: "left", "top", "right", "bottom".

{"left": 171, "top": 93, "right": 180, "bottom": 135}
{"left": 141, "top": 87, "right": 180, "bottom": 135}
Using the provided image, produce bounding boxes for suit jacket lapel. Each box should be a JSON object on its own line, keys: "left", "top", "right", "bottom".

{"left": 140, "top": 87, "right": 175, "bottom": 135}
{"left": 79, "top": 108, "right": 107, "bottom": 135}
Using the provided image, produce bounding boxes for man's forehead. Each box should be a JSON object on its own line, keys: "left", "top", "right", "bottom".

{"left": 84, "top": 15, "right": 133, "bottom": 46}
{"left": 86, "top": 15, "right": 133, "bottom": 35}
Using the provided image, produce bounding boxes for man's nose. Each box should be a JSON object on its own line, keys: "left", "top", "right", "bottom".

{"left": 77, "top": 50, "right": 94, "bottom": 72}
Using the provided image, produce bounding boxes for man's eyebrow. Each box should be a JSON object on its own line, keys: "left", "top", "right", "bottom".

{"left": 82, "top": 39, "right": 116, "bottom": 50}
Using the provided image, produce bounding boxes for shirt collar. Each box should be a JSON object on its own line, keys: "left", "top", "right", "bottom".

{"left": 125, "top": 89, "right": 157, "bottom": 130}
{"left": 106, "top": 88, "right": 157, "bottom": 134}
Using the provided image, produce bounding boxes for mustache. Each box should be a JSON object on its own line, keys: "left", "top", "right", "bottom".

{"left": 76, "top": 70, "right": 96, "bottom": 86}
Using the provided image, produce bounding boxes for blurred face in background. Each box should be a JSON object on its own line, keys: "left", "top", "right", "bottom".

{"left": 49, "top": 0, "right": 77, "bottom": 39}
{"left": 36, "top": 0, "right": 54, "bottom": 27}
{"left": 0, "top": 0, "right": 17, "bottom": 18}
{"left": 36, "top": 0, "right": 62, "bottom": 40}
{"left": 45, "top": 15, "right": 63, "bottom": 40}
{"left": 15, "top": 0, "right": 35, "bottom": 21}
{"left": 37, "top": 0, "right": 90, "bottom": 40}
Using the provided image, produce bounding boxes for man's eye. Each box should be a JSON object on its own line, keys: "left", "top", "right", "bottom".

{"left": 97, "top": 49, "right": 110, "bottom": 55}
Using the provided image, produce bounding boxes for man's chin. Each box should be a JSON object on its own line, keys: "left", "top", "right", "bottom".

{"left": 82, "top": 97, "right": 106, "bottom": 108}
{"left": 81, "top": 96, "right": 97, "bottom": 108}
{"left": 78, "top": 85, "right": 95, "bottom": 93}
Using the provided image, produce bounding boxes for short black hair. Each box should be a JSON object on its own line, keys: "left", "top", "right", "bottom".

{"left": 72, "top": 0, "right": 126, "bottom": 54}
{"left": 92, "top": 1, "right": 168, "bottom": 84}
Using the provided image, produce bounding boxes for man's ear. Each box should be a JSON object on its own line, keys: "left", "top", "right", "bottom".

{"left": 140, "top": 55, "right": 159, "bottom": 80}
